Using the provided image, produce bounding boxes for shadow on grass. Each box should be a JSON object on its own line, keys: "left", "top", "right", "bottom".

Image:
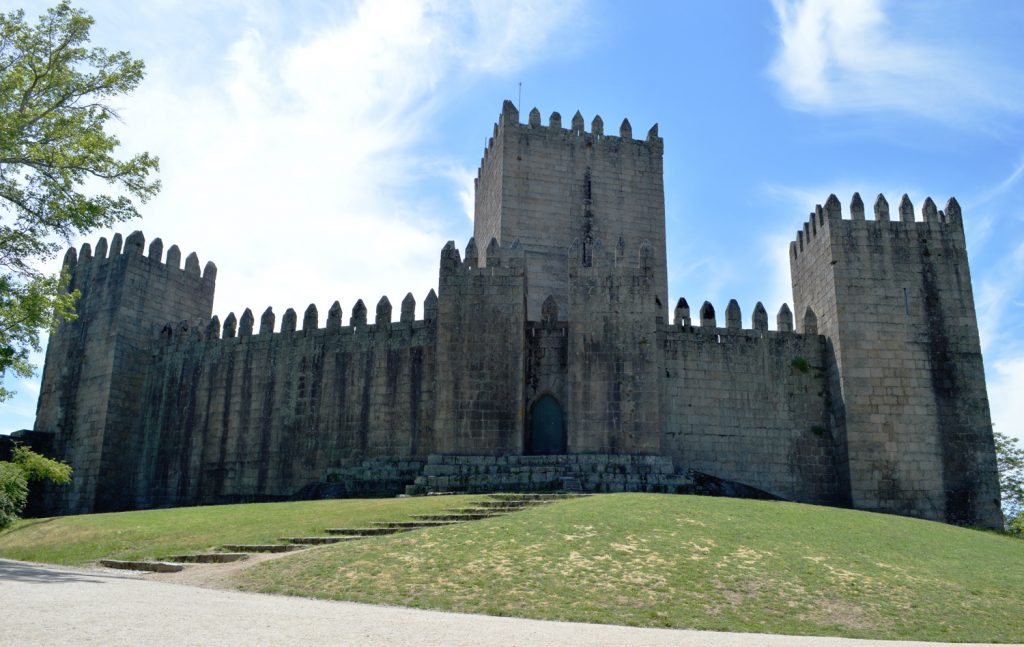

{"left": 0, "top": 516, "right": 58, "bottom": 538}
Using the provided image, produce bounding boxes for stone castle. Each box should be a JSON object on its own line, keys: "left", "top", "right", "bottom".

{"left": 31, "top": 101, "right": 1002, "bottom": 528}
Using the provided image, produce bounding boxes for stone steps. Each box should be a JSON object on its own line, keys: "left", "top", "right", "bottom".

{"left": 97, "top": 494, "right": 553, "bottom": 573}
{"left": 487, "top": 492, "right": 589, "bottom": 501}
{"left": 166, "top": 553, "right": 248, "bottom": 563}
{"left": 454, "top": 507, "right": 518, "bottom": 515}
{"left": 283, "top": 536, "right": 362, "bottom": 545}
{"left": 324, "top": 527, "right": 409, "bottom": 536}
{"left": 99, "top": 559, "right": 184, "bottom": 573}
{"left": 370, "top": 520, "right": 459, "bottom": 529}
{"left": 410, "top": 512, "right": 507, "bottom": 522}
{"left": 222, "top": 544, "right": 305, "bottom": 553}
{"left": 466, "top": 500, "right": 540, "bottom": 509}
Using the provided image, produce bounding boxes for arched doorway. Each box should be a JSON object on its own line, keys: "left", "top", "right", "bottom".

{"left": 528, "top": 395, "right": 565, "bottom": 455}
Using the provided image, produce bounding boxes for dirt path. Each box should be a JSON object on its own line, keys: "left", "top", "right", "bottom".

{"left": 3, "top": 559, "right": 1016, "bottom": 647}
{"left": 152, "top": 549, "right": 302, "bottom": 589}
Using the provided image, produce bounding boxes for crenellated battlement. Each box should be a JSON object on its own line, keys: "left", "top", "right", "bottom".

{"left": 439, "top": 236, "right": 525, "bottom": 276}
{"left": 664, "top": 297, "right": 815, "bottom": 339}
{"left": 64, "top": 230, "right": 217, "bottom": 282}
{"left": 476, "top": 99, "right": 662, "bottom": 183}
{"left": 157, "top": 289, "right": 440, "bottom": 346}
{"left": 790, "top": 193, "right": 965, "bottom": 260}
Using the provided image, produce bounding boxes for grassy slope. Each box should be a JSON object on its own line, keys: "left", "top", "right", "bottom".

{"left": 0, "top": 496, "right": 475, "bottom": 564}
{"left": 234, "top": 494, "right": 1024, "bottom": 643}
{"left": 2, "top": 493, "right": 1021, "bottom": 641}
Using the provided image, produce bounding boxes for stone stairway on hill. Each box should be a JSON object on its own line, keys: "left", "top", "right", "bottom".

{"left": 407, "top": 453, "right": 693, "bottom": 495}
{"left": 97, "top": 492, "right": 586, "bottom": 573}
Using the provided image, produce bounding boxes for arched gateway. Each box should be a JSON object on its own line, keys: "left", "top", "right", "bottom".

{"left": 528, "top": 395, "right": 565, "bottom": 455}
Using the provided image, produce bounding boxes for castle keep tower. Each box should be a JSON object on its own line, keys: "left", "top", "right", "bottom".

{"left": 790, "top": 194, "right": 1002, "bottom": 527}
{"left": 474, "top": 100, "right": 668, "bottom": 320}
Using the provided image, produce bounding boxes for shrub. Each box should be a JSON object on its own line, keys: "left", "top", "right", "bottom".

{"left": 0, "top": 462, "right": 29, "bottom": 530}
{"left": 0, "top": 445, "right": 72, "bottom": 530}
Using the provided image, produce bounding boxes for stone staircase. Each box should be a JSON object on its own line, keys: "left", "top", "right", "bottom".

{"left": 98, "top": 492, "right": 584, "bottom": 573}
{"left": 408, "top": 454, "right": 693, "bottom": 495}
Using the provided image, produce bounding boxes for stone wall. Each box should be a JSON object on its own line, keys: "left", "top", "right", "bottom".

{"left": 790, "top": 193, "right": 1002, "bottom": 527}
{"left": 411, "top": 453, "right": 691, "bottom": 494}
{"left": 128, "top": 300, "right": 437, "bottom": 509}
{"left": 660, "top": 318, "right": 841, "bottom": 505}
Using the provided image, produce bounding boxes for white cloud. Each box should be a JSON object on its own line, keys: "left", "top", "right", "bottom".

{"left": 975, "top": 240, "right": 1024, "bottom": 354}
{"left": 768, "top": 0, "right": 1021, "bottom": 121}
{"left": 84, "top": 0, "right": 582, "bottom": 323}
{"left": 989, "top": 355, "right": 1024, "bottom": 446}
{"left": 437, "top": 165, "right": 477, "bottom": 224}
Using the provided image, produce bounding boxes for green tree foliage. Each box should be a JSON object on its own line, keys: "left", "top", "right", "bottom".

{"left": 994, "top": 431, "right": 1024, "bottom": 536}
{"left": 0, "top": 444, "right": 71, "bottom": 529}
{"left": 0, "top": 1, "right": 159, "bottom": 400}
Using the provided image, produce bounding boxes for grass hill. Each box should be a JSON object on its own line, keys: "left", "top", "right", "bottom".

{"left": 2, "top": 493, "right": 1022, "bottom": 642}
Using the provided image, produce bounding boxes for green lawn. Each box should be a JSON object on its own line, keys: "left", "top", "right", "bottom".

{"left": 0, "top": 495, "right": 474, "bottom": 564}
{"left": 234, "top": 494, "right": 1024, "bottom": 643}
{"left": 2, "top": 493, "right": 1021, "bottom": 642}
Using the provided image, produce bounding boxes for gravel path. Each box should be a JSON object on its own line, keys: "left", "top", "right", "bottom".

{"left": 1, "top": 559, "right": 1015, "bottom": 647}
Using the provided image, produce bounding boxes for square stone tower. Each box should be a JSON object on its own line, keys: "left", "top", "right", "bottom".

{"left": 474, "top": 101, "right": 668, "bottom": 320}
{"left": 790, "top": 193, "right": 1002, "bottom": 528}
{"left": 33, "top": 233, "right": 216, "bottom": 513}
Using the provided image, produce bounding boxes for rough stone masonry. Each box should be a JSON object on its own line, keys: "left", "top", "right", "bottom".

{"left": 30, "top": 100, "right": 1002, "bottom": 529}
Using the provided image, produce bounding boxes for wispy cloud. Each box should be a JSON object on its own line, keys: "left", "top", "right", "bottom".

{"left": 976, "top": 240, "right": 1024, "bottom": 353}
{"left": 91, "top": 0, "right": 583, "bottom": 322}
{"left": 768, "top": 0, "right": 1022, "bottom": 121}
{"left": 970, "top": 154, "right": 1024, "bottom": 207}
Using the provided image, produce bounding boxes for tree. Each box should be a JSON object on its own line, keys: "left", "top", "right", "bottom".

{"left": 0, "top": 444, "right": 71, "bottom": 529}
{"left": 994, "top": 431, "right": 1024, "bottom": 537}
{"left": 0, "top": 1, "right": 159, "bottom": 400}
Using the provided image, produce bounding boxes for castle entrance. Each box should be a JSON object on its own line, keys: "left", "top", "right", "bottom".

{"left": 528, "top": 395, "right": 565, "bottom": 454}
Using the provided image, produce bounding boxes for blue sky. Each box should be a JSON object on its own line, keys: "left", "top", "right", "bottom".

{"left": 2, "top": 0, "right": 1023, "bottom": 446}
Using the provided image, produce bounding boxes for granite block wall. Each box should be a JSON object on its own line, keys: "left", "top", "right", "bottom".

{"left": 434, "top": 238, "right": 527, "bottom": 455}
{"left": 474, "top": 101, "right": 668, "bottom": 320}
{"left": 791, "top": 193, "right": 1001, "bottom": 527}
{"left": 525, "top": 311, "right": 569, "bottom": 452}
{"left": 660, "top": 320, "right": 841, "bottom": 505}
{"left": 33, "top": 233, "right": 215, "bottom": 513}
{"left": 567, "top": 241, "right": 662, "bottom": 454}
{"left": 129, "top": 303, "right": 437, "bottom": 509}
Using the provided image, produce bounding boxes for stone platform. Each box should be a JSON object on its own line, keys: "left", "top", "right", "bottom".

{"left": 406, "top": 453, "right": 693, "bottom": 495}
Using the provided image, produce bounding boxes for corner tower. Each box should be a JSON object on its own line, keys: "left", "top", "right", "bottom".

{"left": 33, "top": 232, "right": 216, "bottom": 513}
{"left": 790, "top": 193, "right": 1002, "bottom": 528}
{"left": 474, "top": 100, "right": 668, "bottom": 319}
